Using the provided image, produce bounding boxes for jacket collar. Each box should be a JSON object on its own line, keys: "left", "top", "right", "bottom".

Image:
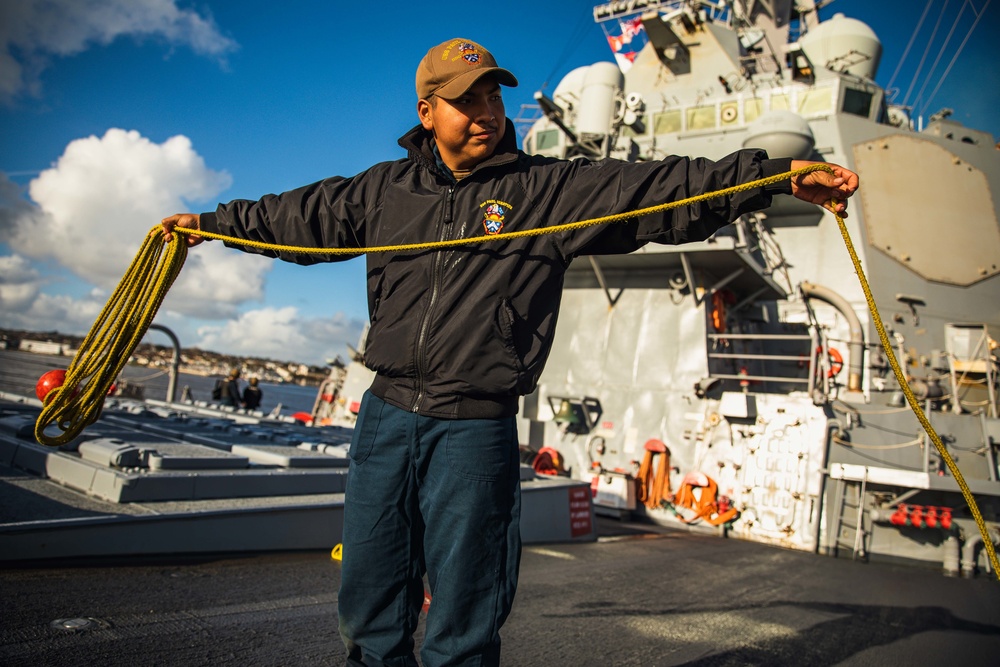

{"left": 398, "top": 119, "right": 520, "bottom": 180}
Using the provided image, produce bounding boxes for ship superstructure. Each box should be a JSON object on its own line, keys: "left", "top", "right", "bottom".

{"left": 513, "top": 0, "right": 1000, "bottom": 573}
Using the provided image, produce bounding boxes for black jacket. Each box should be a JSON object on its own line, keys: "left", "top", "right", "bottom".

{"left": 201, "top": 121, "right": 791, "bottom": 419}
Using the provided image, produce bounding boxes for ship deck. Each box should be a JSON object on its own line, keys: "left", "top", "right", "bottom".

{"left": 1, "top": 351, "right": 998, "bottom": 665}
{"left": 2, "top": 516, "right": 998, "bottom": 666}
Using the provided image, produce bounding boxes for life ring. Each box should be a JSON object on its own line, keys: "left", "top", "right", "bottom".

{"left": 817, "top": 346, "right": 844, "bottom": 378}
{"left": 292, "top": 411, "right": 314, "bottom": 425}
{"left": 532, "top": 447, "right": 563, "bottom": 476}
{"left": 711, "top": 290, "right": 735, "bottom": 333}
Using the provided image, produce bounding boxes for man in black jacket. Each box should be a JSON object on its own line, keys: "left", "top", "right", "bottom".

{"left": 162, "top": 37, "right": 858, "bottom": 667}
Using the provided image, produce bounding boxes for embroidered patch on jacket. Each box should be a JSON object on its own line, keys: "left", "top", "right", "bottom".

{"left": 480, "top": 199, "right": 512, "bottom": 235}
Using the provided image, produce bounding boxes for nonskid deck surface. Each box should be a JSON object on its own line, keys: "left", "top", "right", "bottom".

{"left": 1, "top": 360, "right": 998, "bottom": 665}
{"left": 0, "top": 387, "right": 592, "bottom": 562}
{"left": 1, "top": 517, "right": 998, "bottom": 667}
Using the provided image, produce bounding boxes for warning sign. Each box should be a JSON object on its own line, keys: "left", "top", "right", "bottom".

{"left": 569, "top": 487, "right": 593, "bottom": 537}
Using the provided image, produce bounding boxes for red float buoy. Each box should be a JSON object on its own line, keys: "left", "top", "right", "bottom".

{"left": 36, "top": 369, "right": 69, "bottom": 402}
{"left": 291, "top": 411, "right": 314, "bottom": 425}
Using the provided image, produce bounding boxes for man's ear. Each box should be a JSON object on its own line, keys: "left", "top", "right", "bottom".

{"left": 417, "top": 99, "right": 434, "bottom": 131}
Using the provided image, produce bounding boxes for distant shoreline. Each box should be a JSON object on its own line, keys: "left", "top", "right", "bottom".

{"left": 0, "top": 348, "right": 318, "bottom": 416}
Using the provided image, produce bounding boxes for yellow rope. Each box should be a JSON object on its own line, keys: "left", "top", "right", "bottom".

{"left": 831, "top": 199, "right": 1000, "bottom": 579}
{"left": 175, "top": 167, "right": 801, "bottom": 255}
{"left": 34, "top": 231, "right": 186, "bottom": 446}
{"left": 33, "top": 164, "right": 999, "bottom": 579}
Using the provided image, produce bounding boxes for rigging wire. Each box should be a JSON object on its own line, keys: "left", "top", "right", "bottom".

{"left": 539, "top": 10, "right": 596, "bottom": 93}
{"left": 911, "top": 0, "right": 970, "bottom": 117}
{"left": 919, "top": 0, "right": 993, "bottom": 118}
{"left": 885, "top": 0, "right": 935, "bottom": 98}
{"left": 902, "top": 0, "right": 952, "bottom": 107}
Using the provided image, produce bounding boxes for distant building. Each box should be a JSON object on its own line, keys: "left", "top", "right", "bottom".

{"left": 19, "top": 339, "right": 64, "bottom": 355}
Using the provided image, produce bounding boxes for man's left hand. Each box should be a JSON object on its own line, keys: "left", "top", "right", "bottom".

{"left": 789, "top": 160, "right": 860, "bottom": 218}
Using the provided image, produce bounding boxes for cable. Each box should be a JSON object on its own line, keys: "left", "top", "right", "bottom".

{"left": 886, "top": 0, "right": 936, "bottom": 96}
{"left": 911, "top": 0, "right": 969, "bottom": 116}
{"left": 903, "top": 0, "right": 951, "bottom": 107}
{"left": 919, "top": 0, "right": 993, "bottom": 118}
{"left": 833, "top": 434, "right": 922, "bottom": 450}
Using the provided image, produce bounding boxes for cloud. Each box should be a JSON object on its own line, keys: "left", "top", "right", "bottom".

{"left": 0, "top": 280, "right": 104, "bottom": 333}
{"left": 0, "top": 253, "right": 43, "bottom": 311}
{"left": 0, "top": 172, "right": 42, "bottom": 239}
{"left": 195, "top": 306, "right": 366, "bottom": 366}
{"left": 0, "top": 130, "right": 365, "bottom": 366}
{"left": 0, "top": 0, "right": 239, "bottom": 102}
{"left": 0, "top": 127, "right": 276, "bottom": 318}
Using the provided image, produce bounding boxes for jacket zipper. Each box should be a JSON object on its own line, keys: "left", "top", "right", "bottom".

{"left": 412, "top": 185, "right": 455, "bottom": 412}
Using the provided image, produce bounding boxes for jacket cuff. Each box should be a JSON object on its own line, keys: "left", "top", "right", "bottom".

{"left": 761, "top": 157, "right": 794, "bottom": 195}
{"left": 199, "top": 211, "right": 219, "bottom": 233}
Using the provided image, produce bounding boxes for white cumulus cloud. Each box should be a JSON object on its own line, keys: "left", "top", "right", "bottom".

{"left": 1, "top": 127, "right": 273, "bottom": 317}
{"left": 0, "top": 283, "right": 105, "bottom": 333}
{"left": 196, "top": 306, "right": 365, "bottom": 366}
{"left": 0, "top": 0, "right": 239, "bottom": 102}
{"left": 0, "top": 253, "right": 43, "bottom": 312}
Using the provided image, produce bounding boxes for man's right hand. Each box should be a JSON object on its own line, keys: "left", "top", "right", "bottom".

{"left": 160, "top": 213, "right": 204, "bottom": 247}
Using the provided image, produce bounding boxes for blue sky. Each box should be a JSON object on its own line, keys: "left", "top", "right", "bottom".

{"left": 1, "top": 0, "right": 997, "bottom": 365}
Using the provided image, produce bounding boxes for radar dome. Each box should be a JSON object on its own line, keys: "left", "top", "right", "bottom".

{"left": 551, "top": 66, "right": 590, "bottom": 112}
{"left": 577, "top": 62, "right": 624, "bottom": 136}
{"left": 798, "top": 13, "right": 882, "bottom": 80}
{"left": 743, "top": 111, "right": 815, "bottom": 159}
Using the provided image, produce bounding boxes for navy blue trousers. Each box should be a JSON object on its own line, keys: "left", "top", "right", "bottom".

{"left": 339, "top": 391, "right": 522, "bottom": 667}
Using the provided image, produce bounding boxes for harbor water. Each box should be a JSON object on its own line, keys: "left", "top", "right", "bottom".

{"left": 0, "top": 348, "right": 318, "bottom": 417}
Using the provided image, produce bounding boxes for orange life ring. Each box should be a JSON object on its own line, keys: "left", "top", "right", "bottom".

{"left": 817, "top": 346, "right": 844, "bottom": 378}
{"left": 532, "top": 447, "right": 563, "bottom": 476}
{"left": 710, "top": 290, "right": 735, "bottom": 333}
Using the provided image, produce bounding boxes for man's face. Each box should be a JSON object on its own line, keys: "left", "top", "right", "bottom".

{"left": 417, "top": 76, "right": 506, "bottom": 172}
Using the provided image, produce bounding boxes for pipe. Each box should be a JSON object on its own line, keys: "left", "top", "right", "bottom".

{"left": 943, "top": 534, "right": 960, "bottom": 577}
{"left": 148, "top": 323, "right": 180, "bottom": 403}
{"left": 814, "top": 419, "right": 840, "bottom": 555}
{"left": 961, "top": 532, "right": 982, "bottom": 578}
{"left": 800, "top": 281, "right": 865, "bottom": 393}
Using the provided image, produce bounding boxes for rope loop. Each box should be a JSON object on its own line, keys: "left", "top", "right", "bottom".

{"left": 34, "top": 227, "right": 186, "bottom": 446}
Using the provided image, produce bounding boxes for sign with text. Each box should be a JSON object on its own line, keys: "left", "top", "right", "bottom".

{"left": 569, "top": 487, "right": 594, "bottom": 538}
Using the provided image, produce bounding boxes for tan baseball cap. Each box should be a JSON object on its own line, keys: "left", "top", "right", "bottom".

{"left": 416, "top": 38, "right": 518, "bottom": 100}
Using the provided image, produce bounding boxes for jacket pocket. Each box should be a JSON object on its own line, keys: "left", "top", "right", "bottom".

{"left": 497, "top": 298, "right": 526, "bottom": 375}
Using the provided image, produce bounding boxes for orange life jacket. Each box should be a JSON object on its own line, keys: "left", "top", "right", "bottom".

{"left": 636, "top": 439, "right": 671, "bottom": 510}
{"left": 672, "top": 471, "right": 739, "bottom": 526}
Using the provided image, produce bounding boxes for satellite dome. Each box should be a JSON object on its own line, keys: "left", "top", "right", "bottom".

{"left": 743, "top": 110, "right": 815, "bottom": 159}
{"left": 798, "top": 13, "right": 882, "bottom": 80}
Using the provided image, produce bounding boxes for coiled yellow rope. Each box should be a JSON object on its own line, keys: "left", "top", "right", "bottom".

{"left": 33, "top": 164, "right": 998, "bottom": 578}
{"left": 34, "top": 229, "right": 186, "bottom": 447}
